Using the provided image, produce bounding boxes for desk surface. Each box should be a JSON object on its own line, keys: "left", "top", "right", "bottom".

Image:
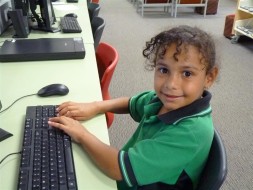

{"left": 1, "top": 0, "right": 94, "bottom": 44}
{"left": 0, "top": 1, "right": 117, "bottom": 189}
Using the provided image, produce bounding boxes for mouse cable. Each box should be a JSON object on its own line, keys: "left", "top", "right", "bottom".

{"left": 0, "top": 151, "right": 22, "bottom": 165}
{"left": 0, "top": 93, "right": 37, "bottom": 114}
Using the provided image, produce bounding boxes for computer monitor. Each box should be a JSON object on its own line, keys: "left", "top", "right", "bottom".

{"left": 29, "top": 0, "right": 59, "bottom": 32}
{"left": 12, "top": 0, "right": 29, "bottom": 16}
{"left": 0, "top": 0, "right": 12, "bottom": 35}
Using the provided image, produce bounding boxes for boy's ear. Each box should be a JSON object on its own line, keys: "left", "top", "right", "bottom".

{"left": 205, "top": 67, "right": 219, "bottom": 88}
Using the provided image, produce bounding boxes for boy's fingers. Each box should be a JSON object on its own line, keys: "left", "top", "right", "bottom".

{"left": 49, "top": 116, "right": 61, "bottom": 122}
{"left": 49, "top": 116, "right": 66, "bottom": 125}
{"left": 48, "top": 120, "right": 62, "bottom": 129}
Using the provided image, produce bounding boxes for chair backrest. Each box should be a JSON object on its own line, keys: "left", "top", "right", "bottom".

{"left": 196, "top": 128, "right": 228, "bottom": 190}
{"left": 96, "top": 42, "right": 119, "bottom": 128}
{"left": 87, "top": 0, "right": 100, "bottom": 4}
{"left": 91, "top": 16, "right": 105, "bottom": 51}
{"left": 88, "top": 3, "right": 101, "bottom": 22}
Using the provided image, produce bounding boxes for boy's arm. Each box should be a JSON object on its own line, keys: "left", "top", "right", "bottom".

{"left": 96, "top": 97, "right": 130, "bottom": 114}
{"left": 48, "top": 116, "right": 122, "bottom": 180}
{"left": 57, "top": 97, "right": 130, "bottom": 120}
{"left": 79, "top": 131, "right": 122, "bottom": 180}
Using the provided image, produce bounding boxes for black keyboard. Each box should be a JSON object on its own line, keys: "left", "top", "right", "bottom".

{"left": 60, "top": 17, "right": 82, "bottom": 33}
{"left": 17, "top": 105, "right": 77, "bottom": 190}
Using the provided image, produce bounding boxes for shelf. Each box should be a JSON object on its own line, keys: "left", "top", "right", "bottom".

{"left": 234, "top": 18, "right": 253, "bottom": 38}
{"left": 238, "top": 7, "right": 253, "bottom": 15}
{"left": 238, "top": 0, "right": 253, "bottom": 16}
{"left": 238, "top": 0, "right": 253, "bottom": 12}
{"left": 232, "top": 0, "right": 253, "bottom": 42}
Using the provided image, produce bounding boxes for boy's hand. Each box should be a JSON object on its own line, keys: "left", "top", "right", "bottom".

{"left": 48, "top": 116, "right": 87, "bottom": 143}
{"left": 56, "top": 101, "right": 99, "bottom": 121}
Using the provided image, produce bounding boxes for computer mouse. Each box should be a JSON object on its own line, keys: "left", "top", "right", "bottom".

{"left": 37, "top": 84, "right": 69, "bottom": 97}
{"left": 64, "top": 13, "right": 78, "bottom": 18}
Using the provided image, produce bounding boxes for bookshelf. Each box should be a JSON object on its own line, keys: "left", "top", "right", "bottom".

{"left": 232, "top": 0, "right": 253, "bottom": 43}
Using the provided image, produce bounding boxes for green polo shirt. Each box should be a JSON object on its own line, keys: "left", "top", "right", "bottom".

{"left": 117, "top": 91, "right": 214, "bottom": 190}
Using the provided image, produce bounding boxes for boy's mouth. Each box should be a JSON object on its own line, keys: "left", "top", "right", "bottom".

{"left": 162, "top": 93, "right": 183, "bottom": 101}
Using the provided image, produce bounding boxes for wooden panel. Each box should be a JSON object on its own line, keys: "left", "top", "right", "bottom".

{"left": 195, "top": 0, "right": 219, "bottom": 15}
{"left": 180, "top": 0, "right": 202, "bottom": 4}
{"left": 146, "top": 0, "right": 169, "bottom": 3}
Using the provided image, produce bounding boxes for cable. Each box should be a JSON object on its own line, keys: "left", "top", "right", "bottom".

{"left": 0, "top": 151, "right": 21, "bottom": 165}
{"left": 0, "top": 94, "right": 37, "bottom": 114}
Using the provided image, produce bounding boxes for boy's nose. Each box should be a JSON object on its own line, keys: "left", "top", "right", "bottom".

{"left": 165, "top": 74, "right": 179, "bottom": 90}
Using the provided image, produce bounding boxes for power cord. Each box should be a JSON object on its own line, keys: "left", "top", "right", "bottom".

{"left": 0, "top": 151, "right": 22, "bottom": 165}
{"left": 0, "top": 93, "right": 37, "bottom": 114}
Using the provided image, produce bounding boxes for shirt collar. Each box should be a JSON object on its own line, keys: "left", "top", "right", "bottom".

{"left": 153, "top": 90, "right": 212, "bottom": 125}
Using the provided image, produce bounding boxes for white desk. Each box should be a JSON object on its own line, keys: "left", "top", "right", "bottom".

{"left": 0, "top": 1, "right": 117, "bottom": 189}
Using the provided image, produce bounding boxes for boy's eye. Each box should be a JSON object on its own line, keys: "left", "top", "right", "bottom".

{"left": 158, "top": 68, "right": 168, "bottom": 74}
{"left": 183, "top": 71, "right": 192, "bottom": 77}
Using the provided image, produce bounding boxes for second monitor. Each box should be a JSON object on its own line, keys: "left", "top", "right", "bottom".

{"left": 29, "top": 0, "right": 59, "bottom": 32}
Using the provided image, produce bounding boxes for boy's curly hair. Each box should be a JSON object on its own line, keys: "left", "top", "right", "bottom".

{"left": 143, "top": 25, "right": 217, "bottom": 73}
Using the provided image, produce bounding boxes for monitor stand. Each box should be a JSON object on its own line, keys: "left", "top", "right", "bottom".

{"left": 30, "top": 24, "right": 60, "bottom": 33}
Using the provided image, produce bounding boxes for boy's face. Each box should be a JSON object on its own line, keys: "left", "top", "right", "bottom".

{"left": 154, "top": 44, "right": 217, "bottom": 113}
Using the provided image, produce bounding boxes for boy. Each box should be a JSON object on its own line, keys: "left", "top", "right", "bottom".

{"left": 49, "top": 25, "right": 219, "bottom": 190}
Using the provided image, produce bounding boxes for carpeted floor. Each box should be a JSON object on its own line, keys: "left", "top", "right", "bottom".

{"left": 98, "top": 0, "right": 253, "bottom": 189}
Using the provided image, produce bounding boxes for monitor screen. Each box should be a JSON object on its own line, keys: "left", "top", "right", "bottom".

{"left": 40, "top": 0, "right": 54, "bottom": 25}
{"left": 12, "top": 0, "right": 29, "bottom": 16}
{"left": 29, "top": 0, "right": 59, "bottom": 32}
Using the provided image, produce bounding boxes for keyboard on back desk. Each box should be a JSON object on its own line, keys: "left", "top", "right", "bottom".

{"left": 17, "top": 105, "right": 77, "bottom": 190}
{"left": 60, "top": 17, "right": 82, "bottom": 33}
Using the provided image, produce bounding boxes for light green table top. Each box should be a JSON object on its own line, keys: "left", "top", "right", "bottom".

{"left": 0, "top": 1, "right": 117, "bottom": 189}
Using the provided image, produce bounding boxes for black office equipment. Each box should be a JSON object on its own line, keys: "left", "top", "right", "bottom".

{"left": 9, "top": 0, "right": 30, "bottom": 37}
{"left": 64, "top": 13, "right": 78, "bottom": 18}
{"left": 29, "top": 0, "right": 59, "bottom": 32}
{"left": 60, "top": 17, "right": 82, "bottom": 33}
{"left": 0, "top": 0, "right": 12, "bottom": 35}
{"left": 8, "top": 9, "right": 30, "bottom": 38}
{"left": 12, "top": 0, "right": 29, "bottom": 16}
{"left": 0, "top": 37, "right": 86, "bottom": 62}
{"left": 17, "top": 105, "right": 77, "bottom": 190}
{"left": 37, "top": 84, "right": 69, "bottom": 97}
{"left": 67, "top": 0, "right": 78, "bottom": 3}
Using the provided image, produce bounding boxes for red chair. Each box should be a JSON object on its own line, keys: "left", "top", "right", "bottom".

{"left": 96, "top": 42, "right": 119, "bottom": 128}
{"left": 87, "top": 0, "right": 100, "bottom": 3}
